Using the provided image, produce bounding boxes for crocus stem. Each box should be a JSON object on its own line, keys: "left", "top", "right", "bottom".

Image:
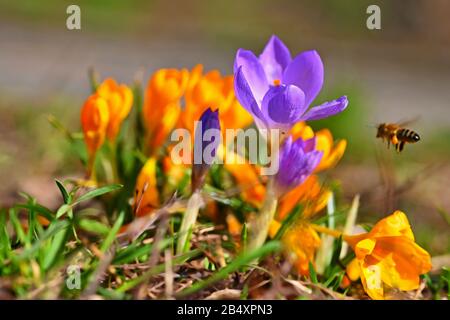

{"left": 311, "top": 224, "right": 343, "bottom": 238}
{"left": 87, "top": 153, "right": 97, "bottom": 182}
{"left": 109, "top": 141, "right": 119, "bottom": 183}
{"left": 176, "top": 190, "right": 203, "bottom": 255}
{"left": 312, "top": 224, "right": 365, "bottom": 248}
{"left": 247, "top": 179, "right": 278, "bottom": 252}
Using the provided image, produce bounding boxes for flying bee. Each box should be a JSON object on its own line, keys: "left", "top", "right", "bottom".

{"left": 376, "top": 122, "right": 420, "bottom": 152}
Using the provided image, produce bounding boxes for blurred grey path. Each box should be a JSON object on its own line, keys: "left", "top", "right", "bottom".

{"left": 1, "top": 22, "right": 450, "bottom": 129}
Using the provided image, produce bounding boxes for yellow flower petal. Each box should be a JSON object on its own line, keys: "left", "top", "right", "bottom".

{"left": 345, "top": 210, "right": 432, "bottom": 299}
{"left": 346, "top": 258, "right": 361, "bottom": 281}
{"left": 133, "top": 157, "right": 159, "bottom": 217}
{"left": 282, "top": 222, "right": 321, "bottom": 276}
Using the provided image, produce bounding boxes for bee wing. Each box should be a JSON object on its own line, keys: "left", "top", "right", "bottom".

{"left": 396, "top": 116, "right": 421, "bottom": 127}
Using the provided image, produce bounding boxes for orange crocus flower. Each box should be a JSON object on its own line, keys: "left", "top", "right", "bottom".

{"left": 96, "top": 78, "right": 133, "bottom": 141}
{"left": 276, "top": 174, "right": 331, "bottom": 221}
{"left": 133, "top": 157, "right": 160, "bottom": 217}
{"left": 181, "top": 64, "right": 252, "bottom": 134}
{"left": 225, "top": 160, "right": 266, "bottom": 209}
{"left": 81, "top": 94, "right": 110, "bottom": 173}
{"left": 270, "top": 220, "right": 321, "bottom": 276}
{"left": 268, "top": 176, "right": 329, "bottom": 276}
{"left": 143, "top": 68, "right": 189, "bottom": 153}
{"left": 344, "top": 211, "right": 432, "bottom": 300}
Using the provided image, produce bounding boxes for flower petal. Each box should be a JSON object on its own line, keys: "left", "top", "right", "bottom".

{"left": 261, "top": 85, "right": 306, "bottom": 129}
{"left": 370, "top": 210, "right": 415, "bottom": 240}
{"left": 302, "top": 96, "right": 348, "bottom": 121}
{"left": 302, "top": 137, "right": 317, "bottom": 152}
{"left": 234, "top": 49, "right": 269, "bottom": 103}
{"left": 276, "top": 136, "right": 323, "bottom": 195}
{"left": 259, "top": 35, "right": 292, "bottom": 84}
{"left": 283, "top": 50, "right": 324, "bottom": 106}
{"left": 234, "top": 66, "right": 267, "bottom": 127}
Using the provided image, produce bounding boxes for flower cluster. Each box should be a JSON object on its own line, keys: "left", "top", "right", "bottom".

{"left": 76, "top": 35, "right": 432, "bottom": 300}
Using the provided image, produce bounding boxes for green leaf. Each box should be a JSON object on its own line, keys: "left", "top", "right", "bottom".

{"left": 14, "top": 203, "right": 54, "bottom": 222}
{"left": 240, "top": 284, "right": 249, "bottom": 300}
{"left": 47, "top": 114, "right": 75, "bottom": 142}
{"left": 274, "top": 204, "right": 303, "bottom": 241}
{"left": 16, "top": 220, "right": 70, "bottom": 261}
{"left": 309, "top": 262, "right": 318, "bottom": 284}
{"left": 42, "top": 224, "right": 70, "bottom": 270}
{"left": 100, "top": 211, "right": 124, "bottom": 253}
{"left": 56, "top": 204, "right": 72, "bottom": 219}
{"left": 55, "top": 179, "right": 72, "bottom": 204}
{"left": 177, "top": 241, "right": 281, "bottom": 297}
{"left": 113, "top": 243, "right": 152, "bottom": 265}
{"left": 442, "top": 267, "right": 450, "bottom": 300}
{"left": 97, "top": 287, "right": 125, "bottom": 300}
{"left": 0, "top": 209, "right": 11, "bottom": 259}
{"left": 240, "top": 223, "right": 248, "bottom": 251}
{"left": 9, "top": 208, "right": 27, "bottom": 245}
{"left": 76, "top": 219, "right": 110, "bottom": 236}
{"left": 75, "top": 184, "right": 123, "bottom": 204}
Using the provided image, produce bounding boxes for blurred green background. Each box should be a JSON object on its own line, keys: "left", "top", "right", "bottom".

{"left": 0, "top": 0, "right": 449, "bottom": 254}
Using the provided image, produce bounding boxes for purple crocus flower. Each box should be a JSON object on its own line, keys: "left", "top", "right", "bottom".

{"left": 192, "top": 108, "right": 221, "bottom": 191}
{"left": 274, "top": 135, "right": 323, "bottom": 196}
{"left": 234, "top": 35, "right": 348, "bottom": 131}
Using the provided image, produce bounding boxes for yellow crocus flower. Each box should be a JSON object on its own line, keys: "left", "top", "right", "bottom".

{"left": 344, "top": 211, "right": 432, "bottom": 300}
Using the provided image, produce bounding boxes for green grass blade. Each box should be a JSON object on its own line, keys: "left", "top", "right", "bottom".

{"left": 274, "top": 205, "right": 303, "bottom": 241}
{"left": 16, "top": 220, "right": 70, "bottom": 262}
{"left": 56, "top": 204, "right": 72, "bottom": 219}
{"left": 100, "top": 211, "right": 124, "bottom": 253}
{"left": 14, "top": 203, "right": 54, "bottom": 221}
{"left": 113, "top": 243, "right": 152, "bottom": 265}
{"left": 0, "top": 209, "right": 11, "bottom": 260}
{"left": 42, "top": 224, "right": 70, "bottom": 270}
{"left": 309, "top": 262, "right": 318, "bottom": 284}
{"left": 75, "top": 184, "right": 123, "bottom": 205}
{"left": 9, "top": 208, "right": 27, "bottom": 245}
{"left": 55, "top": 179, "right": 72, "bottom": 204}
{"left": 76, "top": 219, "right": 110, "bottom": 236}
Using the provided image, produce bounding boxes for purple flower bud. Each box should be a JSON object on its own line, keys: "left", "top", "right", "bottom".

{"left": 274, "top": 135, "right": 323, "bottom": 196}
{"left": 191, "top": 108, "right": 221, "bottom": 191}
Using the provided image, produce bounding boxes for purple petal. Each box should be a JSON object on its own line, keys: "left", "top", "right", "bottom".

{"left": 261, "top": 85, "right": 306, "bottom": 129}
{"left": 234, "top": 66, "right": 267, "bottom": 126}
{"left": 275, "top": 136, "right": 323, "bottom": 195}
{"left": 234, "top": 49, "right": 269, "bottom": 103}
{"left": 282, "top": 50, "right": 324, "bottom": 107}
{"left": 192, "top": 108, "right": 221, "bottom": 191}
{"left": 259, "top": 35, "right": 292, "bottom": 84}
{"left": 195, "top": 108, "right": 221, "bottom": 158}
{"left": 300, "top": 137, "right": 317, "bottom": 152}
{"left": 302, "top": 96, "right": 348, "bottom": 121}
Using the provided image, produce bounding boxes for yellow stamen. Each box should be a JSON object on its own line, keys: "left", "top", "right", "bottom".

{"left": 273, "top": 79, "right": 281, "bottom": 86}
